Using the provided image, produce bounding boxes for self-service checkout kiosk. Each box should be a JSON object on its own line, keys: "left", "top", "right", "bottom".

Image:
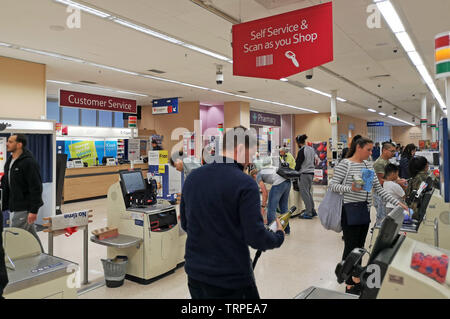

{"left": 2, "top": 228, "right": 78, "bottom": 299}
{"left": 370, "top": 177, "right": 450, "bottom": 251}
{"left": 92, "top": 169, "right": 185, "bottom": 284}
{"left": 296, "top": 207, "right": 450, "bottom": 299}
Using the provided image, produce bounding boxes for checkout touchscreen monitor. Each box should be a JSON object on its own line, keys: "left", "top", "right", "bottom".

{"left": 369, "top": 206, "right": 404, "bottom": 263}
{"left": 120, "top": 170, "right": 146, "bottom": 195}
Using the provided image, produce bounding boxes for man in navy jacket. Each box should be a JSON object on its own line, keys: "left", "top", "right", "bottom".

{"left": 180, "top": 126, "right": 285, "bottom": 299}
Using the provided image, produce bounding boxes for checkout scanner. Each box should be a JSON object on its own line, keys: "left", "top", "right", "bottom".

{"left": 94, "top": 169, "right": 186, "bottom": 284}
{"left": 2, "top": 227, "right": 78, "bottom": 299}
{"left": 102, "top": 156, "right": 116, "bottom": 166}
{"left": 371, "top": 177, "right": 450, "bottom": 250}
{"left": 296, "top": 207, "right": 450, "bottom": 299}
{"left": 68, "top": 158, "right": 84, "bottom": 168}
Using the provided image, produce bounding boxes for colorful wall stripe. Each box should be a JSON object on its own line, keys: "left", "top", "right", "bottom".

{"left": 435, "top": 32, "right": 450, "bottom": 79}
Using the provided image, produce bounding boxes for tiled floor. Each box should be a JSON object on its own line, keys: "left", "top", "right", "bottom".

{"left": 35, "top": 194, "right": 379, "bottom": 299}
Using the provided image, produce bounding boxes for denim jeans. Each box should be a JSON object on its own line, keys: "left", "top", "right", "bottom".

{"left": 373, "top": 194, "right": 386, "bottom": 226}
{"left": 267, "top": 180, "right": 291, "bottom": 232}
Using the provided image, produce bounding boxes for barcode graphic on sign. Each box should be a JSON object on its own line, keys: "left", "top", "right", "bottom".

{"left": 256, "top": 55, "right": 273, "bottom": 67}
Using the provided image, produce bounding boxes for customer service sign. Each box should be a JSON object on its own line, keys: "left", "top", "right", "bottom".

{"left": 232, "top": 2, "right": 333, "bottom": 79}
{"left": 60, "top": 90, "right": 137, "bottom": 113}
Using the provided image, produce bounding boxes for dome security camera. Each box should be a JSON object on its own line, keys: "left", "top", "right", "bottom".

{"left": 216, "top": 72, "right": 223, "bottom": 85}
{"left": 216, "top": 65, "right": 223, "bottom": 85}
{"left": 306, "top": 69, "right": 313, "bottom": 80}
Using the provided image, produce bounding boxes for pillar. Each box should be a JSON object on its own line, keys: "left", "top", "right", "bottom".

{"left": 421, "top": 94, "right": 428, "bottom": 140}
{"left": 224, "top": 101, "right": 250, "bottom": 129}
{"left": 446, "top": 78, "right": 450, "bottom": 116}
{"left": 431, "top": 104, "right": 437, "bottom": 142}
{"left": 330, "top": 90, "right": 338, "bottom": 150}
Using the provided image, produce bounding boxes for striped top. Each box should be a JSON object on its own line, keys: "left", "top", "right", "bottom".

{"left": 329, "top": 159, "right": 400, "bottom": 206}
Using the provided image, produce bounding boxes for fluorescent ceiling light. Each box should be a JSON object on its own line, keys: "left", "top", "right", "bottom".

{"left": 47, "top": 80, "right": 72, "bottom": 85}
{"left": 20, "top": 47, "right": 85, "bottom": 63}
{"left": 305, "top": 87, "right": 331, "bottom": 97}
{"left": 54, "top": 0, "right": 111, "bottom": 18}
{"left": 376, "top": 0, "right": 405, "bottom": 33}
{"left": 388, "top": 115, "right": 415, "bottom": 126}
{"left": 116, "top": 90, "right": 148, "bottom": 97}
{"left": 304, "top": 87, "right": 347, "bottom": 102}
{"left": 395, "top": 32, "right": 415, "bottom": 52}
{"left": 407, "top": 51, "right": 424, "bottom": 66}
{"left": 87, "top": 62, "right": 139, "bottom": 76}
{"left": 0, "top": 42, "right": 12, "bottom": 47}
{"left": 280, "top": 78, "right": 289, "bottom": 82}
{"left": 46, "top": 80, "right": 149, "bottom": 97}
{"left": 182, "top": 43, "right": 233, "bottom": 63}
{"left": 368, "top": 108, "right": 377, "bottom": 112}
{"left": 378, "top": 112, "right": 386, "bottom": 116}
{"left": 113, "top": 19, "right": 184, "bottom": 45}
{"left": 416, "top": 65, "right": 434, "bottom": 85}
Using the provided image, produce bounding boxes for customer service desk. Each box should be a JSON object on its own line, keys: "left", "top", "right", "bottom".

{"left": 63, "top": 163, "right": 149, "bottom": 202}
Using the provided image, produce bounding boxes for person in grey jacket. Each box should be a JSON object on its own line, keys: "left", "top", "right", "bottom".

{"left": 295, "top": 134, "right": 317, "bottom": 219}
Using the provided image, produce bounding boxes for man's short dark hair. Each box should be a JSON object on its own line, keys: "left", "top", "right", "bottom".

{"left": 382, "top": 142, "right": 394, "bottom": 151}
{"left": 384, "top": 163, "right": 399, "bottom": 178}
{"left": 13, "top": 134, "right": 27, "bottom": 148}
{"left": 222, "top": 126, "right": 257, "bottom": 151}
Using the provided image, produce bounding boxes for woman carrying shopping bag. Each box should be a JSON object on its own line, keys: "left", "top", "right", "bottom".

{"left": 327, "top": 137, "right": 408, "bottom": 295}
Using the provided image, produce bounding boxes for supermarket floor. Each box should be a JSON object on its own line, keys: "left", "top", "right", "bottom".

{"left": 35, "top": 195, "right": 379, "bottom": 299}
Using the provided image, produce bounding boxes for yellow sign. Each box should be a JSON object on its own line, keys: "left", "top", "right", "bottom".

{"left": 159, "top": 150, "right": 168, "bottom": 164}
{"left": 159, "top": 165, "right": 165, "bottom": 174}
{"left": 68, "top": 141, "right": 98, "bottom": 166}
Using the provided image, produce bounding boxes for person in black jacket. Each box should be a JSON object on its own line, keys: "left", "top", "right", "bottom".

{"left": 399, "top": 143, "right": 416, "bottom": 179}
{"left": 180, "top": 126, "right": 284, "bottom": 299}
{"left": 1, "top": 134, "right": 44, "bottom": 251}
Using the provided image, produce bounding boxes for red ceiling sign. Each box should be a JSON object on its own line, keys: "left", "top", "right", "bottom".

{"left": 59, "top": 90, "right": 137, "bottom": 113}
{"left": 232, "top": 2, "right": 333, "bottom": 80}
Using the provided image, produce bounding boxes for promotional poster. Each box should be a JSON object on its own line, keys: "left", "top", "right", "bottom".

{"left": 309, "top": 141, "right": 328, "bottom": 185}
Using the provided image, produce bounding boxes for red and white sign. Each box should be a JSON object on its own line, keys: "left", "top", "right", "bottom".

{"left": 152, "top": 106, "right": 175, "bottom": 114}
{"left": 232, "top": 2, "right": 333, "bottom": 79}
{"left": 60, "top": 90, "right": 137, "bottom": 114}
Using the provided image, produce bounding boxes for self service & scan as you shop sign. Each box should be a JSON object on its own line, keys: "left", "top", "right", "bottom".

{"left": 232, "top": 2, "right": 333, "bottom": 79}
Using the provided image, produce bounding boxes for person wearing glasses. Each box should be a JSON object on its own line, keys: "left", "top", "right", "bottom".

{"left": 373, "top": 142, "right": 407, "bottom": 225}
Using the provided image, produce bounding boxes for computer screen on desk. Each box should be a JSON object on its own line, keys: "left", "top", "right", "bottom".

{"left": 120, "top": 170, "right": 146, "bottom": 194}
